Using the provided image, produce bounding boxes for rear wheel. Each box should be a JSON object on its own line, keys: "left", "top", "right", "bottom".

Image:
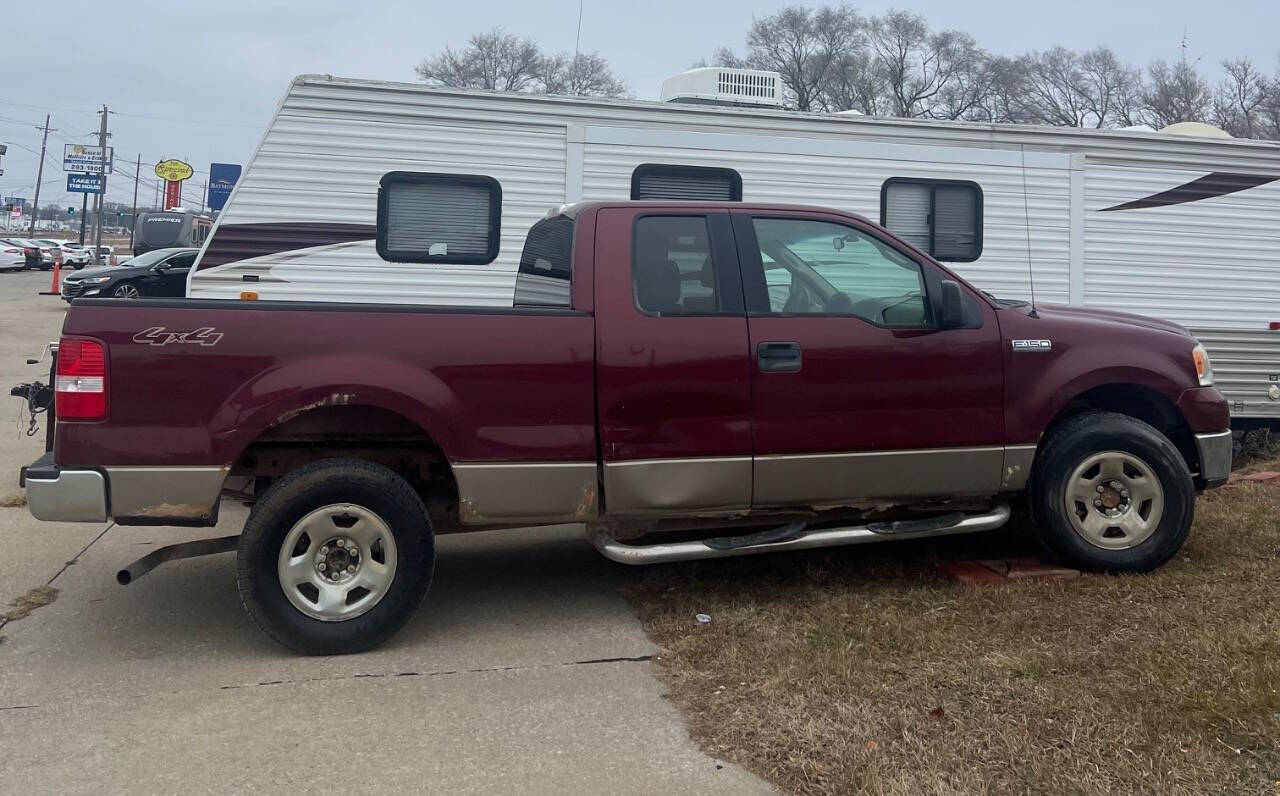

{"left": 1030, "top": 412, "right": 1195, "bottom": 572}
{"left": 236, "top": 458, "right": 435, "bottom": 655}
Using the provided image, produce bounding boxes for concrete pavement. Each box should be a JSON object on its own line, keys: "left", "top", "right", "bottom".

{"left": 0, "top": 273, "right": 771, "bottom": 794}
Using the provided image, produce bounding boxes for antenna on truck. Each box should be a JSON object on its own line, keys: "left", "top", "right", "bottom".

{"left": 1019, "top": 144, "right": 1039, "bottom": 318}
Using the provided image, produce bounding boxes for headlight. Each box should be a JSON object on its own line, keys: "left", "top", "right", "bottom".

{"left": 79, "top": 277, "right": 111, "bottom": 284}
{"left": 1192, "top": 342, "right": 1214, "bottom": 387}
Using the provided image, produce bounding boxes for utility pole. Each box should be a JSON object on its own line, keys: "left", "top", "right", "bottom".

{"left": 78, "top": 193, "right": 87, "bottom": 245}
{"left": 199, "top": 180, "right": 206, "bottom": 214}
{"left": 129, "top": 153, "right": 140, "bottom": 250}
{"left": 28, "top": 114, "right": 55, "bottom": 235}
{"left": 92, "top": 105, "right": 109, "bottom": 264}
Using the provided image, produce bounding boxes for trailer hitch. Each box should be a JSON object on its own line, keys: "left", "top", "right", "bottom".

{"left": 116, "top": 535, "right": 240, "bottom": 585}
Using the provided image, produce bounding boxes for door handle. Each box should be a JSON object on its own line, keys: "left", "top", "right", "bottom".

{"left": 757, "top": 341, "right": 802, "bottom": 373}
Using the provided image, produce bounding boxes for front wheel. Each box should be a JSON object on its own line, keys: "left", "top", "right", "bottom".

{"left": 112, "top": 282, "right": 140, "bottom": 298}
{"left": 237, "top": 458, "right": 435, "bottom": 655}
{"left": 1030, "top": 412, "right": 1195, "bottom": 572}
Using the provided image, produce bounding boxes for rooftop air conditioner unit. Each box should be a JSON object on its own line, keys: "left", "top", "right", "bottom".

{"left": 660, "top": 67, "right": 783, "bottom": 108}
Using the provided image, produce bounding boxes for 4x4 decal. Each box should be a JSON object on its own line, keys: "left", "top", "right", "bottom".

{"left": 133, "top": 326, "right": 223, "bottom": 347}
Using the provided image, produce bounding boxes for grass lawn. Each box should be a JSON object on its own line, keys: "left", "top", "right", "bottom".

{"left": 628, "top": 472, "right": 1280, "bottom": 794}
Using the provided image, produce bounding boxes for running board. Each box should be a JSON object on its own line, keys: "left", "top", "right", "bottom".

{"left": 590, "top": 504, "right": 1011, "bottom": 565}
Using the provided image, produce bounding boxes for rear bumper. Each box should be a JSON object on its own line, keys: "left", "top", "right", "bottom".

{"left": 22, "top": 454, "right": 226, "bottom": 525}
{"left": 1194, "top": 430, "right": 1232, "bottom": 489}
{"left": 23, "top": 453, "right": 108, "bottom": 522}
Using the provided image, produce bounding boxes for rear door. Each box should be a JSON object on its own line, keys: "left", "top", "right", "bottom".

{"left": 732, "top": 209, "right": 1006, "bottom": 508}
{"left": 594, "top": 206, "right": 753, "bottom": 515}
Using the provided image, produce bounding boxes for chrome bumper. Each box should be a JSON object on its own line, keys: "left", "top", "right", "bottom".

{"left": 24, "top": 453, "right": 108, "bottom": 522}
{"left": 1194, "top": 430, "right": 1232, "bottom": 488}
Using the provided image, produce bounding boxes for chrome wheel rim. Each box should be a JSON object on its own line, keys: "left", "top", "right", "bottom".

{"left": 113, "top": 284, "right": 139, "bottom": 298}
{"left": 1064, "top": 451, "right": 1164, "bottom": 550}
{"left": 277, "top": 504, "right": 398, "bottom": 622}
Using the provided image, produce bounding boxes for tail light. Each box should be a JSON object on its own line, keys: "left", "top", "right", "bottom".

{"left": 55, "top": 338, "right": 108, "bottom": 420}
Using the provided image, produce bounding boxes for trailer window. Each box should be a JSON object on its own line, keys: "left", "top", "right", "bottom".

{"left": 376, "top": 172, "right": 501, "bottom": 264}
{"left": 880, "top": 179, "right": 982, "bottom": 262}
{"left": 631, "top": 164, "right": 742, "bottom": 202}
{"left": 514, "top": 216, "right": 574, "bottom": 307}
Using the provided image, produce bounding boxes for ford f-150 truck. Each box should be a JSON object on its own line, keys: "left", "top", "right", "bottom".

{"left": 21, "top": 201, "right": 1231, "bottom": 654}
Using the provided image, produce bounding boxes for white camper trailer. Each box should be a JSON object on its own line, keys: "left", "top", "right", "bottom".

{"left": 190, "top": 72, "right": 1280, "bottom": 424}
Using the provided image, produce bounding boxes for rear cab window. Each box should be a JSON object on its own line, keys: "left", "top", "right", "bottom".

{"left": 631, "top": 216, "right": 721, "bottom": 315}
{"left": 514, "top": 216, "right": 574, "bottom": 307}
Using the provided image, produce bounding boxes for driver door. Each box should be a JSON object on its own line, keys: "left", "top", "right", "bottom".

{"left": 731, "top": 209, "right": 1005, "bottom": 508}
{"left": 155, "top": 252, "right": 195, "bottom": 296}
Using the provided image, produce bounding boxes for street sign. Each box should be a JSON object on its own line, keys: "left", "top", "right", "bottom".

{"left": 63, "top": 144, "right": 114, "bottom": 174}
{"left": 207, "top": 163, "right": 241, "bottom": 211}
{"left": 67, "top": 173, "right": 104, "bottom": 193}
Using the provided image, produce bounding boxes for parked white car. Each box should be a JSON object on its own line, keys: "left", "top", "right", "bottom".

{"left": 1, "top": 238, "right": 26, "bottom": 272}
{"left": 51, "top": 242, "right": 92, "bottom": 268}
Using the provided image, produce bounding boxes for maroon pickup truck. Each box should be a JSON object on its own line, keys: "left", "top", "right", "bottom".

{"left": 22, "top": 201, "right": 1231, "bottom": 654}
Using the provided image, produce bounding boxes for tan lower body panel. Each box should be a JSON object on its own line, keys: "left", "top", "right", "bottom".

{"left": 753, "top": 447, "right": 1006, "bottom": 507}
{"left": 602, "top": 457, "right": 752, "bottom": 515}
{"left": 106, "top": 466, "right": 229, "bottom": 521}
{"left": 453, "top": 462, "right": 598, "bottom": 524}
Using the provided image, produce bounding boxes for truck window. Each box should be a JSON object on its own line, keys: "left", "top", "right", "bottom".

{"left": 632, "top": 216, "right": 720, "bottom": 315}
{"left": 749, "top": 217, "right": 931, "bottom": 327}
{"left": 376, "top": 172, "right": 501, "bottom": 264}
{"left": 880, "top": 178, "right": 982, "bottom": 262}
{"left": 514, "top": 216, "right": 573, "bottom": 307}
{"left": 630, "top": 164, "right": 742, "bottom": 201}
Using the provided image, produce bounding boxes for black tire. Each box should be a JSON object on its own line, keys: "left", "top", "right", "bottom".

{"left": 1030, "top": 411, "right": 1194, "bottom": 572}
{"left": 236, "top": 458, "right": 435, "bottom": 655}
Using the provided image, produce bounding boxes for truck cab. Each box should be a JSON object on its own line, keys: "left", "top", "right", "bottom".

{"left": 21, "top": 201, "right": 1230, "bottom": 654}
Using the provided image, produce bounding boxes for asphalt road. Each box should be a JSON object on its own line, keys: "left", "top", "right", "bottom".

{"left": 0, "top": 272, "right": 770, "bottom": 795}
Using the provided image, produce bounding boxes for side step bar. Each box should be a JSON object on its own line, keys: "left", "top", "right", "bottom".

{"left": 591, "top": 504, "right": 1011, "bottom": 565}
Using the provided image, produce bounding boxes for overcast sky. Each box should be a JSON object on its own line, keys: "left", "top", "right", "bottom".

{"left": 2, "top": 0, "right": 1277, "bottom": 213}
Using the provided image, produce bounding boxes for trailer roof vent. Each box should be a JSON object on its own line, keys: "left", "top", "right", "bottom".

{"left": 660, "top": 68, "right": 783, "bottom": 108}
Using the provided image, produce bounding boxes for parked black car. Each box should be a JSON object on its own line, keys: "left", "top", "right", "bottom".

{"left": 60, "top": 247, "right": 198, "bottom": 302}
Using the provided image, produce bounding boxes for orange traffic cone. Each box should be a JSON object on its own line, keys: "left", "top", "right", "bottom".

{"left": 38, "top": 259, "right": 61, "bottom": 296}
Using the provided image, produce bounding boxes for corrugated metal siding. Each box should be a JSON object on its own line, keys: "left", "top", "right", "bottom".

{"left": 1085, "top": 165, "right": 1280, "bottom": 329}
{"left": 193, "top": 110, "right": 566, "bottom": 304}
{"left": 1190, "top": 328, "right": 1280, "bottom": 420}
{"left": 583, "top": 139, "right": 1071, "bottom": 303}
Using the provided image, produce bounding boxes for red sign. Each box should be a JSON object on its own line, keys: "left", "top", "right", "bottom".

{"left": 164, "top": 180, "right": 182, "bottom": 210}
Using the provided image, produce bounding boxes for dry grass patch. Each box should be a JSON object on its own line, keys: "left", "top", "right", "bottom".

{"left": 627, "top": 480, "right": 1280, "bottom": 795}
{"left": 0, "top": 492, "right": 27, "bottom": 508}
{"left": 2, "top": 585, "right": 58, "bottom": 624}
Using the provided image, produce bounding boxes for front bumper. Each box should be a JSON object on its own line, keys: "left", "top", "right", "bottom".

{"left": 24, "top": 452, "right": 108, "bottom": 522}
{"left": 1194, "top": 430, "right": 1232, "bottom": 489}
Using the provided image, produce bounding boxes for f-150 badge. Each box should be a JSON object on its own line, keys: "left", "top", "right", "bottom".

{"left": 133, "top": 326, "right": 223, "bottom": 347}
{"left": 1011, "top": 339, "right": 1053, "bottom": 352}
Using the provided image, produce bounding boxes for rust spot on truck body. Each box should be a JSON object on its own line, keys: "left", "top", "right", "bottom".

{"left": 274, "top": 392, "right": 355, "bottom": 426}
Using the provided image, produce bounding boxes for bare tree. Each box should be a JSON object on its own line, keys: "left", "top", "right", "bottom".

{"left": 540, "top": 52, "right": 628, "bottom": 97}
{"left": 1141, "top": 59, "right": 1212, "bottom": 127}
{"left": 865, "top": 11, "right": 983, "bottom": 119}
{"left": 1212, "top": 58, "right": 1271, "bottom": 138}
{"left": 1078, "top": 48, "right": 1142, "bottom": 127}
{"left": 724, "top": 5, "right": 863, "bottom": 111}
{"left": 415, "top": 29, "right": 543, "bottom": 92}
{"left": 823, "top": 50, "right": 888, "bottom": 115}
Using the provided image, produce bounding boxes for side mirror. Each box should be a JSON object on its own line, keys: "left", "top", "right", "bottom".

{"left": 936, "top": 280, "right": 965, "bottom": 329}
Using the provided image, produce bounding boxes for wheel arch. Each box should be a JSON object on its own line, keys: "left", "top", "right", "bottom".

{"left": 1034, "top": 382, "right": 1199, "bottom": 478}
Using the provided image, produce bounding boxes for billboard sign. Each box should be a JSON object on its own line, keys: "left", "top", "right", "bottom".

{"left": 154, "top": 159, "right": 193, "bottom": 182}
{"left": 207, "top": 162, "right": 241, "bottom": 211}
{"left": 4, "top": 197, "right": 24, "bottom": 206}
{"left": 67, "top": 173, "right": 103, "bottom": 193}
{"left": 63, "top": 144, "right": 114, "bottom": 174}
